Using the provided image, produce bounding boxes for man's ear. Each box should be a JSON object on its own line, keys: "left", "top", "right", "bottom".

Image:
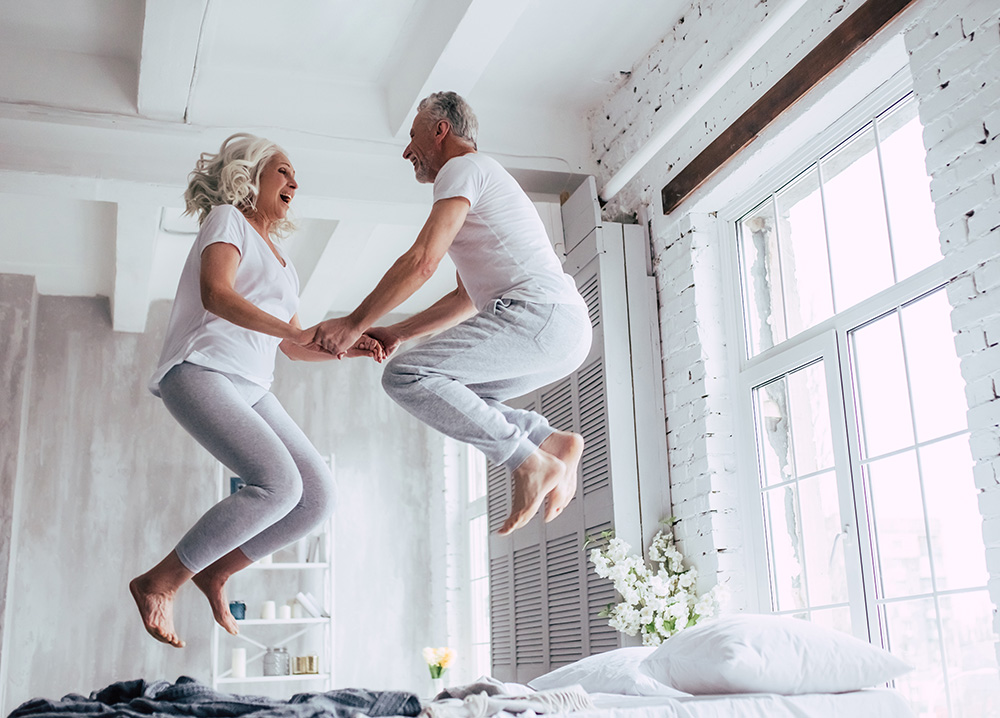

{"left": 435, "top": 120, "right": 450, "bottom": 140}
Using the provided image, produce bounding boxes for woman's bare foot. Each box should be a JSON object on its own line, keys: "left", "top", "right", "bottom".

{"left": 499, "top": 449, "right": 566, "bottom": 535}
{"left": 129, "top": 575, "right": 185, "bottom": 648}
{"left": 192, "top": 571, "right": 239, "bottom": 636}
{"left": 193, "top": 548, "right": 252, "bottom": 636}
{"left": 540, "top": 431, "right": 584, "bottom": 521}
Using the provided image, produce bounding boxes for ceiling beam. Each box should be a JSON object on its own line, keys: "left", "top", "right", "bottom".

{"left": 137, "top": 0, "right": 209, "bottom": 121}
{"left": 295, "top": 221, "right": 378, "bottom": 326}
{"left": 112, "top": 204, "right": 161, "bottom": 333}
{"left": 384, "top": 0, "right": 531, "bottom": 137}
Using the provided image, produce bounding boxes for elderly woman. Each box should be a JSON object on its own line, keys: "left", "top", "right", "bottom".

{"left": 130, "top": 133, "right": 378, "bottom": 648}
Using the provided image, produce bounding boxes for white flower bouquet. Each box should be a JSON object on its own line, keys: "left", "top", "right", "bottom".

{"left": 587, "top": 523, "right": 719, "bottom": 646}
{"left": 422, "top": 646, "right": 455, "bottom": 679}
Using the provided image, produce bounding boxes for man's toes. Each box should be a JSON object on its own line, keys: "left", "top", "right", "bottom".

{"left": 499, "top": 510, "right": 525, "bottom": 535}
{"left": 543, "top": 495, "right": 560, "bottom": 522}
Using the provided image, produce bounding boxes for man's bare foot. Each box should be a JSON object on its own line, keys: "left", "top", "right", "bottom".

{"left": 192, "top": 571, "right": 239, "bottom": 636}
{"left": 499, "top": 449, "right": 566, "bottom": 535}
{"left": 129, "top": 575, "right": 185, "bottom": 648}
{"left": 540, "top": 431, "right": 584, "bottom": 522}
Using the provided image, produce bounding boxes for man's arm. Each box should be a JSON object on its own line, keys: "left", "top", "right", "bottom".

{"left": 309, "top": 197, "right": 470, "bottom": 356}
{"left": 366, "top": 273, "right": 476, "bottom": 359}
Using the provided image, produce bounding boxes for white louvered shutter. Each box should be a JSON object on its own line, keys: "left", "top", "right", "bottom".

{"left": 488, "top": 178, "right": 669, "bottom": 682}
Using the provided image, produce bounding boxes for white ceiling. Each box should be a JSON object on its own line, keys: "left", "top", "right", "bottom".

{"left": 0, "top": 0, "right": 686, "bottom": 331}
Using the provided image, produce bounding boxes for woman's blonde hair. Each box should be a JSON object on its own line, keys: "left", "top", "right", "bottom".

{"left": 184, "top": 133, "right": 294, "bottom": 238}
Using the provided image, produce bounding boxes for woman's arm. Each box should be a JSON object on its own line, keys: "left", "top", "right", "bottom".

{"left": 200, "top": 242, "right": 312, "bottom": 343}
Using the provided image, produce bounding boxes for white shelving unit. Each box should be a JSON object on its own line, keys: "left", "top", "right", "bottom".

{"left": 209, "top": 461, "right": 336, "bottom": 697}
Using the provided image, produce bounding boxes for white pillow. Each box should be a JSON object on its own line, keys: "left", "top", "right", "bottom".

{"left": 639, "top": 614, "right": 912, "bottom": 695}
{"left": 528, "top": 647, "right": 689, "bottom": 696}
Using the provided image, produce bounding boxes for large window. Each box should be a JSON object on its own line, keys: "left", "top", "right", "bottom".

{"left": 732, "top": 93, "right": 998, "bottom": 717}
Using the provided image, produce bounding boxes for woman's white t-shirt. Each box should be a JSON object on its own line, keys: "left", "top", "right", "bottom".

{"left": 148, "top": 204, "right": 300, "bottom": 396}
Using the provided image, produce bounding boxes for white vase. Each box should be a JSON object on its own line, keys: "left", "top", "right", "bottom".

{"left": 429, "top": 677, "right": 444, "bottom": 699}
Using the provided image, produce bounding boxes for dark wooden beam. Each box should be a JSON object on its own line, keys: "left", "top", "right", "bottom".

{"left": 660, "top": 0, "right": 918, "bottom": 215}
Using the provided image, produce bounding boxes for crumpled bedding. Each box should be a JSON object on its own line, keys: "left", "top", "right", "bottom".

{"left": 421, "top": 682, "right": 593, "bottom": 718}
{"left": 8, "top": 676, "right": 422, "bottom": 718}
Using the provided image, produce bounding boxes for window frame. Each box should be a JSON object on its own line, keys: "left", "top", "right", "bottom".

{"left": 717, "top": 78, "right": 962, "bottom": 646}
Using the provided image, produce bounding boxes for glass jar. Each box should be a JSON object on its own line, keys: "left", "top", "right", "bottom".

{"left": 263, "top": 647, "right": 290, "bottom": 676}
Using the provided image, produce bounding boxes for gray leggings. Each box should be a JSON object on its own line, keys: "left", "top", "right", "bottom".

{"left": 159, "top": 362, "right": 335, "bottom": 573}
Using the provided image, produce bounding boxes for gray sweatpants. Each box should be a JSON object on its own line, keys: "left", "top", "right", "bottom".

{"left": 158, "top": 362, "right": 336, "bottom": 573}
{"left": 382, "top": 299, "right": 592, "bottom": 471}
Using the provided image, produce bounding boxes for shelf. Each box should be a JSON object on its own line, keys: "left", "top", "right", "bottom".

{"left": 236, "top": 617, "right": 328, "bottom": 626}
{"left": 216, "top": 673, "right": 331, "bottom": 685}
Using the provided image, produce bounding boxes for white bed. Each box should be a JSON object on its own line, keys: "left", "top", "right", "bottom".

{"left": 585, "top": 689, "right": 915, "bottom": 718}
{"left": 500, "top": 614, "right": 918, "bottom": 718}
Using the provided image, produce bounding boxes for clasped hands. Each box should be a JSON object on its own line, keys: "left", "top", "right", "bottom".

{"left": 293, "top": 317, "right": 402, "bottom": 363}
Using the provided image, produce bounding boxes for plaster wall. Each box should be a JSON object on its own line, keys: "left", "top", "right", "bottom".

{"left": 0, "top": 274, "right": 37, "bottom": 711}
{"left": 2, "top": 293, "right": 445, "bottom": 712}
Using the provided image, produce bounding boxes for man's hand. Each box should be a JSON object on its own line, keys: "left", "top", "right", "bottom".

{"left": 364, "top": 326, "right": 404, "bottom": 360}
{"left": 306, "top": 317, "right": 363, "bottom": 359}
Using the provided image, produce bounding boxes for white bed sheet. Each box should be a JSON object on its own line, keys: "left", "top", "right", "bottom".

{"left": 574, "top": 689, "right": 916, "bottom": 718}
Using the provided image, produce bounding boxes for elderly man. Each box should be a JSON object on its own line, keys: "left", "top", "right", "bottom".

{"left": 308, "top": 91, "right": 591, "bottom": 535}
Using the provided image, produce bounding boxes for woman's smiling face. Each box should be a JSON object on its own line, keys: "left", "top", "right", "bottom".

{"left": 256, "top": 152, "right": 297, "bottom": 221}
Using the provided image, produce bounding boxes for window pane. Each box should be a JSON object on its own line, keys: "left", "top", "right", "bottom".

{"left": 798, "top": 472, "right": 848, "bottom": 606}
{"left": 755, "top": 376, "right": 792, "bottom": 486}
{"left": 470, "top": 514, "right": 488, "bottom": 579}
{"left": 808, "top": 605, "right": 853, "bottom": 635}
{"left": 901, "top": 289, "right": 967, "bottom": 442}
{"left": 851, "top": 312, "right": 915, "bottom": 458}
{"left": 883, "top": 598, "right": 946, "bottom": 716}
{"left": 940, "top": 591, "right": 1000, "bottom": 717}
{"left": 776, "top": 168, "right": 835, "bottom": 338}
{"left": 865, "top": 451, "right": 932, "bottom": 599}
{"left": 740, "top": 199, "right": 786, "bottom": 355}
{"left": 878, "top": 98, "right": 942, "bottom": 279}
{"left": 921, "top": 436, "right": 988, "bottom": 591}
{"left": 764, "top": 484, "right": 806, "bottom": 611}
{"left": 787, "top": 361, "right": 834, "bottom": 475}
{"left": 468, "top": 448, "right": 487, "bottom": 501}
{"left": 822, "top": 126, "right": 895, "bottom": 310}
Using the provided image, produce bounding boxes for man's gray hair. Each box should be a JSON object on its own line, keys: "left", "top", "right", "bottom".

{"left": 418, "top": 91, "right": 479, "bottom": 148}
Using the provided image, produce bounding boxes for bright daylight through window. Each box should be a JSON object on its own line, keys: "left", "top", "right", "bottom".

{"left": 734, "top": 93, "right": 998, "bottom": 717}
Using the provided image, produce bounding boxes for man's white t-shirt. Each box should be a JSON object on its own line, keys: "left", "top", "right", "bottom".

{"left": 433, "top": 153, "right": 584, "bottom": 312}
{"left": 148, "top": 204, "right": 300, "bottom": 396}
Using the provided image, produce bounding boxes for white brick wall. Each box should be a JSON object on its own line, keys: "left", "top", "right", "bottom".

{"left": 651, "top": 212, "right": 743, "bottom": 610}
{"left": 588, "top": 0, "right": 1000, "bottom": 645}
{"left": 589, "top": 0, "right": 869, "bottom": 218}
{"left": 904, "top": 0, "right": 1000, "bottom": 654}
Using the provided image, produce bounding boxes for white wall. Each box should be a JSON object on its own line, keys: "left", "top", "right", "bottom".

{"left": 588, "top": 0, "right": 1000, "bottom": 661}
{"left": 1, "top": 290, "right": 448, "bottom": 712}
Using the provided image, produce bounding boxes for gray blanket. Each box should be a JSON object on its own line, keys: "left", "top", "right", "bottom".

{"left": 8, "top": 676, "right": 422, "bottom": 718}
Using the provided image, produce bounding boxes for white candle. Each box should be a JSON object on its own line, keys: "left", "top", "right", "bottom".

{"left": 278, "top": 604, "right": 292, "bottom": 620}
{"left": 261, "top": 600, "right": 276, "bottom": 620}
{"left": 291, "top": 602, "right": 304, "bottom": 619}
{"left": 231, "top": 648, "right": 246, "bottom": 678}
